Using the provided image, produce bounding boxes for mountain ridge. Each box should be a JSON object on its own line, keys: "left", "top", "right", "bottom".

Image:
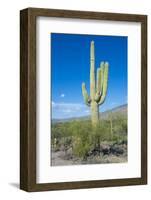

{"left": 52, "top": 104, "right": 127, "bottom": 124}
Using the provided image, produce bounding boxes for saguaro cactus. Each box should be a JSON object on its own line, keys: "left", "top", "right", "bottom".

{"left": 82, "top": 41, "right": 109, "bottom": 126}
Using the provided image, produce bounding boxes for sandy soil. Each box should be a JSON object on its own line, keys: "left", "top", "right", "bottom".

{"left": 51, "top": 150, "right": 127, "bottom": 166}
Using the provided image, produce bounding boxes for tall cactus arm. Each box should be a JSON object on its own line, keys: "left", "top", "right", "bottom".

{"left": 82, "top": 82, "right": 91, "bottom": 106}
{"left": 95, "top": 62, "right": 104, "bottom": 102}
{"left": 99, "top": 61, "right": 105, "bottom": 92}
{"left": 98, "top": 62, "right": 109, "bottom": 105}
{"left": 95, "top": 68, "right": 101, "bottom": 102}
{"left": 96, "top": 68, "right": 102, "bottom": 94}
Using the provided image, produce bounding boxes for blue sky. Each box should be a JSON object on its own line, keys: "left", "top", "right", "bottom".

{"left": 51, "top": 33, "right": 127, "bottom": 119}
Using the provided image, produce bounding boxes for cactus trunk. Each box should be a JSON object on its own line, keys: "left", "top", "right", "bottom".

{"left": 82, "top": 41, "right": 109, "bottom": 126}
{"left": 91, "top": 101, "right": 99, "bottom": 126}
{"left": 90, "top": 41, "right": 95, "bottom": 100}
{"left": 90, "top": 41, "right": 99, "bottom": 126}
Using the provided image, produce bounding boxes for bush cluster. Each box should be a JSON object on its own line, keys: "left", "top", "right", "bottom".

{"left": 51, "top": 114, "right": 127, "bottom": 159}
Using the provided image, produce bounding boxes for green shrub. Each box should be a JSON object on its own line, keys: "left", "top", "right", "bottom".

{"left": 51, "top": 114, "right": 127, "bottom": 159}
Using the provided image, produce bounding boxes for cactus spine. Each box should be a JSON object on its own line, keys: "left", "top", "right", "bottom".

{"left": 82, "top": 41, "right": 109, "bottom": 126}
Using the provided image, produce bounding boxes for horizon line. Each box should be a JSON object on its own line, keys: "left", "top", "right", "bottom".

{"left": 52, "top": 103, "right": 127, "bottom": 120}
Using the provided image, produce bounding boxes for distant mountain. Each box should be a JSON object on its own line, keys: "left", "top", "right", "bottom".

{"left": 52, "top": 104, "right": 127, "bottom": 124}
{"left": 100, "top": 104, "right": 127, "bottom": 120}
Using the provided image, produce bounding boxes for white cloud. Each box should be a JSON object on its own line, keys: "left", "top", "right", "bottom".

{"left": 85, "top": 110, "right": 90, "bottom": 113}
{"left": 111, "top": 102, "right": 117, "bottom": 106}
{"left": 51, "top": 101, "right": 90, "bottom": 119}
{"left": 60, "top": 94, "right": 65, "bottom": 98}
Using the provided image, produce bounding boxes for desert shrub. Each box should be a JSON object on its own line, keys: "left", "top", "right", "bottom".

{"left": 68, "top": 120, "right": 92, "bottom": 159}
{"left": 112, "top": 115, "right": 127, "bottom": 135}
{"left": 72, "top": 136, "right": 91, "bottom": 159}
{"left": 51, "top": 114, "right": 127, "bottom": 159}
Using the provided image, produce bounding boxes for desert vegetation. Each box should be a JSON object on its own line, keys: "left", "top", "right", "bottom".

{"left": 51, "top": 112, "right": 127, "bottom": 166}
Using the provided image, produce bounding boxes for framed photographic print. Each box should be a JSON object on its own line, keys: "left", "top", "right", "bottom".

{"left": 20, "top": 8, "right": 147, "bottom": 191}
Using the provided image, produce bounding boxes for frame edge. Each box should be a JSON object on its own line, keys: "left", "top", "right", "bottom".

{"left": 20, "top": 8, "right": 29, "bottom": 191}
{"left": 20, "top": 8, "right": 37, "bottom": 192}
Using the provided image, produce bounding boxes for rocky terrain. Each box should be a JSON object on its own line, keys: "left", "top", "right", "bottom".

{"left": 51, "top": 104, "right": 127, "bottom": 166}
{"left": 51, "top": 140, "right": 127, "bottom": 166}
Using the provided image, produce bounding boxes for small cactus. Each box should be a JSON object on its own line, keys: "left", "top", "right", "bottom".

{"left": 82, "top": 41, "right": 109, "bottom": 126}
